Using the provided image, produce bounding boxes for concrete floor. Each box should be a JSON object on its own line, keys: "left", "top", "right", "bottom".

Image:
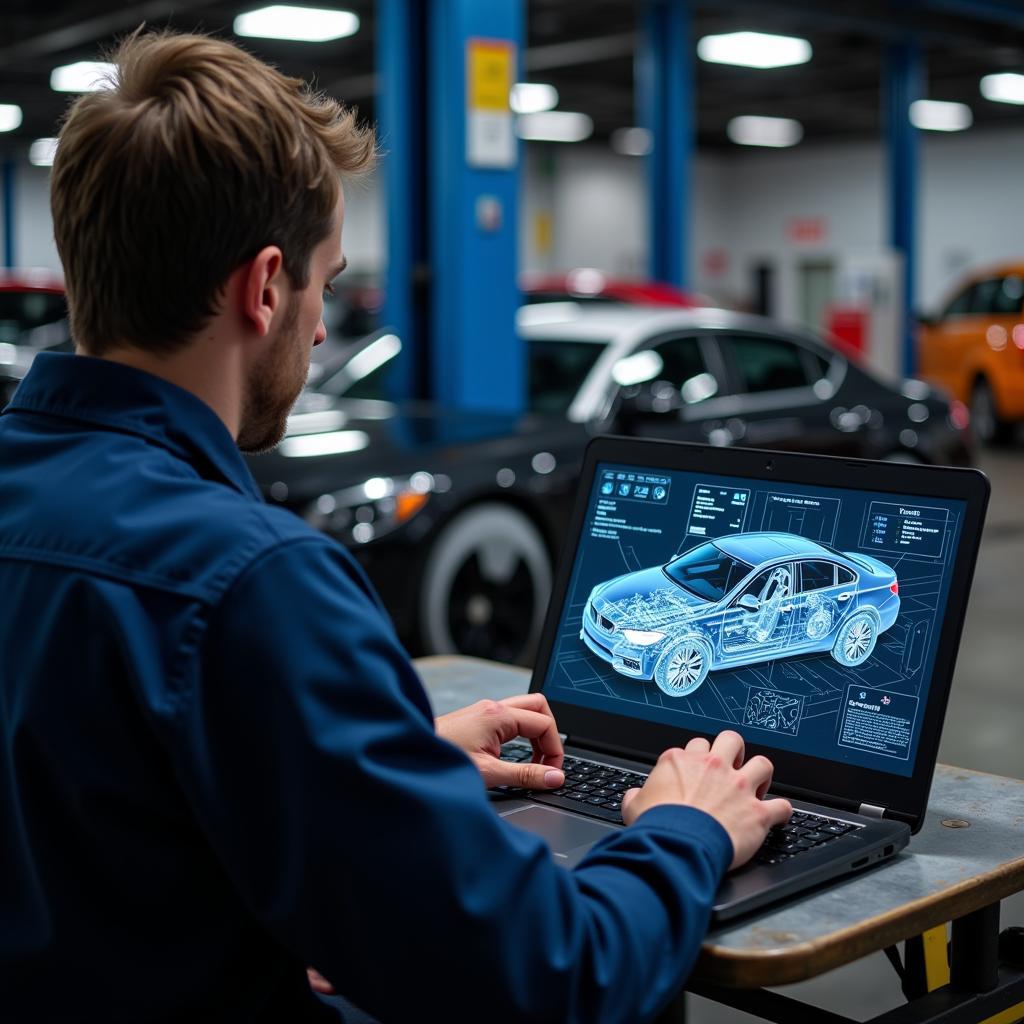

{"left": 690, "top": 448, "right": 1024, "bottom": 1022}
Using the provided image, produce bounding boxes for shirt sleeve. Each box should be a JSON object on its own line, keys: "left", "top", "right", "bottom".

{"left": 170, "top": 536, "right": 732, "bottom": 1024}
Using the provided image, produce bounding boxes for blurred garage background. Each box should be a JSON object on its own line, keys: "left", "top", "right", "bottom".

{"left": 2, "top": 2, "right": 1024, "bottom": 1017}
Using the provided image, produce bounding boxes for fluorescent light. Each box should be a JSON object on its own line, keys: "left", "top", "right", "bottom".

{"left": 234, "top": 5, "right": 359, "bottom": 42}
{"left": 698, "top": 31, "right": 811, "bottom": 70}
{"left": 910, "top": 99, "right": 972, "bottom": 132}
{"left": 517, "top": 111, "right": 593, "bottom": 143}
{"left": 510, "top": 83, "right": 558, "bottom": 115}
{"left": 29, "top": 138, "right": 58, "bottom": 166}
{"left": 981, "top": 72, "right": 1024, "bottom": 105}
{"left": 50, "top": 61, "right": 115, "bottom": 93}
{"left": 727, "top": 115, "right": 803, "bottom": 148}
{"left": 0, "top": 105, "right": 22, "bottom": 132}
{"left": 610, "top": 126, "right": 653, "bottom": 156}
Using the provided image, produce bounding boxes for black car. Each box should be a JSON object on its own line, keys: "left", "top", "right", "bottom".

{"left": 247, "top": 307, "right": 972, "bottom": 664}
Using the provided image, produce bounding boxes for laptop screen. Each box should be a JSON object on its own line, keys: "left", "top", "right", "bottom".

{"left": 539, "top": 460, "right": 967, "bottom": 780}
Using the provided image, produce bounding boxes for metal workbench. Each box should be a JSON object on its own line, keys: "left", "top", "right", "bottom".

{"left": 415, "top": 655, "right": 1024, "bottom": 1024}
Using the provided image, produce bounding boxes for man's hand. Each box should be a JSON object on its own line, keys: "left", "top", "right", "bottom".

{"left": 621, "top": 731, "right": 791, "bottom": 870}
{"left": 436, "top": 694, "right": 565, "bottom": 790}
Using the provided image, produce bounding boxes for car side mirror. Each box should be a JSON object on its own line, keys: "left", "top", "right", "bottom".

{"left": 739, "top": 594, "right": 760, "bottom": 613}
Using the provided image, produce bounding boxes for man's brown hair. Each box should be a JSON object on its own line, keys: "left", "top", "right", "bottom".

{"left": 51, "top": 29, "right": 376, "bottom": 356}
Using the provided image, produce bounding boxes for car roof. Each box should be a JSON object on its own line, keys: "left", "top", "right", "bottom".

{"left": 515, "top": 302, "right": 811, "bottom": 342}
{"left": 713, "top": 532, "right": 836, "bottom": 564}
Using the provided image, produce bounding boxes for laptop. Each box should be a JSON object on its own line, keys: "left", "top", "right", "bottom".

{"left": 492, "top": 436, "right": 989, "bottom": 921}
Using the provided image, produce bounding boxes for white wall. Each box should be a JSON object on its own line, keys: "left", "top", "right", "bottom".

{"left": 8, "top": 124, "right": 1024, "bottom": 321}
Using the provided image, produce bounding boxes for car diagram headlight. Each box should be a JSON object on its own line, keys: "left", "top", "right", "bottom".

{"left": 303, "top": 471, "right": 435, "bottom": 544}
{"left": 621, "top": 628, "right": 667, "bottom": 646}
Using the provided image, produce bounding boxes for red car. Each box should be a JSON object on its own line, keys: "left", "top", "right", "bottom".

{"left": 0, "top": 270, "right": 70, "bottom": 404}
{"left": 520, "top": 268, "right": 706, "bottom": 307}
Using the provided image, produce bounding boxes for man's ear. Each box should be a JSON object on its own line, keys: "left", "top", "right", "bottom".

{"left": 239, "top": 246, "right": 285, "bottom": 338}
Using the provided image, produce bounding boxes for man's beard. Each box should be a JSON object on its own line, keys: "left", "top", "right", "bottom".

{"left": 237, "top": 293, "right": 307, "bottom": 454}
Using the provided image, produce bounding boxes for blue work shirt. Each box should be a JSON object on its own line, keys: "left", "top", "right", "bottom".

{"left": 0, "top": 352, "right": 732, "bottom": 1023}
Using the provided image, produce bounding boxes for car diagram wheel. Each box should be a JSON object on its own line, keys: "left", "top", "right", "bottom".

{"left": 831, "top": 611, "right": 878, "bottom": 667}
{"left": 654, "top": 638, "right": 712, "bottom": 697}
{"left": 971, "top": 378, "right": 1012, "bottom": 446}
{"left": 420, "top": 503, "right": 552, "bottom": 665}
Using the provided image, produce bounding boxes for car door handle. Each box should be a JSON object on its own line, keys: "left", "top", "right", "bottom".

{"left": 838, "top": 592, "right": 853, "bottom": 601}
{"left": 780, "top": 604, "right": 794, "bottom": 613}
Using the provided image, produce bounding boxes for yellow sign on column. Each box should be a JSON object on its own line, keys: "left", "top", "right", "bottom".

{"left": 466, "top": 38, "right": 516, "bottom": 168}
{"left": 468, "top": 39, "right": 513, "bottom": 111}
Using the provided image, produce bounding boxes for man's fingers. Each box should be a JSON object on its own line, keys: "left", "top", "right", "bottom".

{"left": 711, "top": 729, "right": 746, "bottom": 769}
{"left": 620, "top": 787, "right": 641, "bottom": 825}
{"left": 763, "top": 797, "right": 793, "bottom": 827}
{"left": 307, "top": 968, "right": 334, "bottom": 995}
{"left": 684, "top": 735, "right": 711, "bottom": 755}
{"left": 502, "top": 706, "right": 563, "bottom": 767}
{"left": 490, "top": 757, "right": 565, "bottom": 790}
{"left": 737, "top": 753, "right": 774, "bottom": 795}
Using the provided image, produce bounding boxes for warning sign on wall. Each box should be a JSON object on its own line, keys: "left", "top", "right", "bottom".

{"left": 466, "top": 38, "right": 516, "bottom": 169}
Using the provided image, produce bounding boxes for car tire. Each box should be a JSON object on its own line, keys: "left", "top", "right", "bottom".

{"left": 653, "top": 637, "right": 713, "bottom": 697}
{"left": 831, "top": 610, "right": 878, "bottom": 667}
{"left": 420, "top": 503, "right": 552, "bottom": 665}
{"left": 971, "top": 378, "right": 1013, "bottom": 446}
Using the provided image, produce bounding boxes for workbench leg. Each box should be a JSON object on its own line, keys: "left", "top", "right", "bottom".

{"left": 902, "top": 926, "right": 950, "bottom": 999}
{"left": 951, "top": 902, "right": 1000, "bottom": 993}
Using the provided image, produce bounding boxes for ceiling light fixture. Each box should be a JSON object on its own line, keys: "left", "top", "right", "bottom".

{"left": 516, "top": 111, "right": 593, "bottom": 143}
{"left": 980, "top": 72, "right": 1024, "bottom": 105}
{"left": 610, "top": 126, "right": 653, "bottom": 156}
{"left": 697, "top": 31, "right": 812, "bottom": 70}
{"left": 0, "top": 105, "right": 23, "bottom": 132}
{"left": 909, "top": 99, "right": 972, "bottom": 132}
{"left": 510, "top": 83, "right": 558, "bottom": 115}
{"left": 234, "top": 5, "right": 359, "bottom": 42}
{"left": 50, "top": 61, "right": 115, "bottom": 93}
{"left": 727, "top": 115, "right": 803, "bottom": 147}
{"left": 29, "top": 138, "right": 59, "bottom": 166}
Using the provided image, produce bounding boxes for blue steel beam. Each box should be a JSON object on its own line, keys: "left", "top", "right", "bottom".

{"left": 884, "top": 40, "right": 923, "bottom": 380}
{"left": 376, "top": 0, "right": 427, "bottom": 400}
{"left": 637, "top": 0, "right": 692, "bottom": 289}
{"left": 427, "top": 0, "right": 524, "bottom": 413}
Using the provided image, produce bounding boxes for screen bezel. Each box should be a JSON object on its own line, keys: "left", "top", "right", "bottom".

{"left": 529, "top": 436, "right": 990, "bottom": 833}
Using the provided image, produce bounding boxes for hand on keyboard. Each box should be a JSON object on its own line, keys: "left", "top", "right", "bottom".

{"left": 621, "top": 731, "right": 791, "bottom": 870}
{"left": 436, "top": 694, "right": 565, "bottom": 791}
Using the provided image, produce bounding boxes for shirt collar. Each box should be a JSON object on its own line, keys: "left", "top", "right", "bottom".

{"left": 5, "top": 352, "right": 265, "bottom": 502}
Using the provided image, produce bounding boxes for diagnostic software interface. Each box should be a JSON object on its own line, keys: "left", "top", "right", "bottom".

{"left": 542, "top": 462, "right": 966, "bottom": 778}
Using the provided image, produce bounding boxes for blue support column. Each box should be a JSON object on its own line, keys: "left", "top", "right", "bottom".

{"left": 884, "top": 40, "right": 923, "bottom": 379}
{"left": 377, "top": 0, "right": 427, "bottom": 400}
{"left": 2, "top": 160, "right": 14, "bottom": 269}
{"left": 427, "top": 0, "right": 524, "bottom": 413}
{"left": 637, "top": 0, "right": 692, "bottom": 289}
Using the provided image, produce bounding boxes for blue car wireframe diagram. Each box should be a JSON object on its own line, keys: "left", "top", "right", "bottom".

{"left": 580, "top": 532, "right": 900, "bottom": 698}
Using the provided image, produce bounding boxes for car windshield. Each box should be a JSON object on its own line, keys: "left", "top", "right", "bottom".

{"left": 528, "top": 338, "right": 608, "bottom": 414}
{"left": 663, "top": 542, "right": 753, "bottom": 602}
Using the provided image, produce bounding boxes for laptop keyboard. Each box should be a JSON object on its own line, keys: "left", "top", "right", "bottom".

{"left": 499, "top": 742, "right": 863, "bottom": 862}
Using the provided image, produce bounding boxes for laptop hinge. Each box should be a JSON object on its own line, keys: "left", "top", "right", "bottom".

{"left": 858, "top": 803, "right": 886, "bottom": 819}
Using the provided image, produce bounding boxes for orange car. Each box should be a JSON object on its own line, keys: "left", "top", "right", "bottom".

{"left": 918, "top": 263, "right": 1024, "bottom": 444}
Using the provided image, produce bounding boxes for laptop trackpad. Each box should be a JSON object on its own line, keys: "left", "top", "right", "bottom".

{"left": 501, "top": 804, "right": 618, "bottom": 866}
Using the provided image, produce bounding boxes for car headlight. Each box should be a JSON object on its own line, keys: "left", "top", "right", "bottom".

{"left": 303, "top": 472, "right": 436, "bottom": 544}
{"left": 620, "top": 628, "right": 666, "bottom": 646}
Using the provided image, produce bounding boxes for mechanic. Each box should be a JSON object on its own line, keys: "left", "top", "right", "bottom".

{"left": 0, "top": 29, "right": 791, "bottom": 1023}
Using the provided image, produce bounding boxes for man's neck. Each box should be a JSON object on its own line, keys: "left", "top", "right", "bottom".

{"left": 91, "top": 336, "right": 244, "bottom": 441}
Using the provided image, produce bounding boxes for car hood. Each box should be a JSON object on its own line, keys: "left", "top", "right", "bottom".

{"left": 593, "top": 567, "right": 710, "bottom": 629}
{"left": 246, "top": 394, "right": 586, "bottom": 506}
